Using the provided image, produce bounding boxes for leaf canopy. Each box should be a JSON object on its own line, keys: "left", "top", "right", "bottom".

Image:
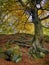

{"left": 0, "top": 0, "right": 49, "bottom": 34}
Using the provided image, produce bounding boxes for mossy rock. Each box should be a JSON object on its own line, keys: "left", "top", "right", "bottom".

{"left": 5, "top": 46, "right": 22, "bottom": 62}
{"left": 0, "top": 45, "right": 22, "bottom": 63}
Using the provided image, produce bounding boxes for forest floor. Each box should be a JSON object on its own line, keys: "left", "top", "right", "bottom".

{"left": 0, "top": 33, "right": 49, "bottom": 65}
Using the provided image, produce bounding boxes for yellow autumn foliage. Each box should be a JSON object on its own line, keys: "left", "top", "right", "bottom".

{"left": 43, "top": 0, "right": 49, "bottom": 10}
{"left": 25, "top": 23, "right": 34, "bottom": 34}
{"left": 0, "top": 0, "right": 49, "bottom": 34}
{"left": 38, "top": 10, "right": 43, "bottom": 15}
{"left": 16, "top": 22, "right": 34, "bottom": 34}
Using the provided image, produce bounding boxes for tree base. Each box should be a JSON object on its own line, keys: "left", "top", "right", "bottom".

{"left": 29, "top": 43, "right": 49, "bottom": 58}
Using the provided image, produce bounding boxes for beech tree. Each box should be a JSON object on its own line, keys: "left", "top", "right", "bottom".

{"left": 0, "top": 0, "right": 49, "bottom": 58}
{"left": 14, "top": 0, "right": 49, "bottom": 58}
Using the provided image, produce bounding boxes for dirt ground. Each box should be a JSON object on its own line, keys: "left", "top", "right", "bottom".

{"left": 0, "top": 34, "right": 49, "bottom": 65}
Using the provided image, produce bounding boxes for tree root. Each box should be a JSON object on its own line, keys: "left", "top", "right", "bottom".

{"left": 29, "top": 43, "right": 49, "bottom": 58}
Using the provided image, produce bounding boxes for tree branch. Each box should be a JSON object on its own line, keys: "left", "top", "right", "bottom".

{"left": 18, "top": 0, "right": 32, "bottom": 11}
{"left": 42, "top": 25, "right": 49, "bottom": 29}
{"left": 40, "top": 15, "right": 49, "bottom": 21}
{"left": 38, "top": 8, "right": 49, "bottom": 11}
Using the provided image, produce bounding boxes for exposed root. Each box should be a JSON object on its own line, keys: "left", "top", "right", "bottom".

{"left": 29, "top": 42, "right": 49, "bottom": 58}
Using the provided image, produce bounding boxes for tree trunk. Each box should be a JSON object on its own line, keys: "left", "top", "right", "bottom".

{"left": 32, "top": 8, "right": 44, "bottom": 51}
{"left": 34, "top": 19, "right": 44, "bottom": 48}
{"left": 29, "top": 6, "right": 49, "bottom": 58}
{"left": 32, "top": 6, "right": 44, "bottom": 47}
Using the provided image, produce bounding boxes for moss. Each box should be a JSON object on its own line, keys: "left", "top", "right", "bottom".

{"left": 0, "top": 45, "right": 22, "bottom": 63}
{"left": 44, "top": 36, "right": 49, "bottom": 43}
{"left": 4, "top": 46, "right": 22, "bottom": 62}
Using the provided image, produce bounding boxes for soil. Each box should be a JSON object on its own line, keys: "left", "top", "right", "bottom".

{"left": 0, "top": 34, "right": 49, "bottom": 65}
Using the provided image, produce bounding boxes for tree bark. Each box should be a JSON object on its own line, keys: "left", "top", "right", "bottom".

{"left": 34, "top": 19, "right": 44, "bottom": 48}
{"left": 31, "top": 6, "right": 44, "bottom": 47}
